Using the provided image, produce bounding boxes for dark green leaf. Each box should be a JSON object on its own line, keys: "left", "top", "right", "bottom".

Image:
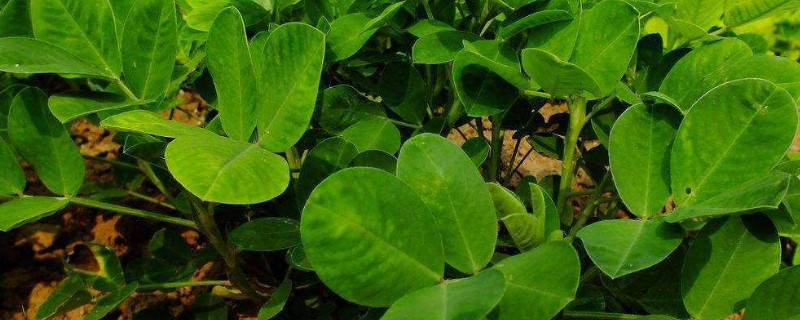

{"left": 230, "top": 218, "right": 301, "bottom": 251}
{"left": 295, "top": 137, "right": 359, "bottom": 208}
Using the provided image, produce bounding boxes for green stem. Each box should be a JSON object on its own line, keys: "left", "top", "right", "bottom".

{"left": 488, "top": 115, "right": 504, "bottom": 182}
{"left": 389, "top": 118, "right": 423, "bottom": 130}
{"left": 138, "top": 280, "right": 230, "bottom": 291}
{"left": 421, "top": 0, "right": 435, "bottom": 19}
{"left": 557, "top": 97, "right": 588, "bottom": 225}
{"left": 137, "top": 160, "right": 176, "bottom": 204}
{"left": 502, "top": 137, "right": 523, "bottom": 184}
{"left": 83, "top": 155, "right": 141, "bottom": 171}
{"left": 568, "top": 172, "right": 612, "bottom": 237}
{"left": 189, "top": 198, "right": 262, "bottom": 300}
{"left": 586, "top": 96, "right": 616, "bottom": 119}
{"left": 113, "top": 78, "right": 139, "bottom": 101}
{"left": 523, "top": 90, "right": 553, "bottom": 100}
{"left": 69, "top": 197, "right": 195, "bottom": 228}
{"left": 126, "top": 191, "right": 176, "bottom": 210}
{"left": 562, "top": 311, "right": 643, "bottom": 320}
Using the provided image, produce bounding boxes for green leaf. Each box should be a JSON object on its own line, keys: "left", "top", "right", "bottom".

{"left": 487, "top": 182, "right": 527, "bottom": 219}
{"left": 397, "top": 134, "right": 497, "bottom": 274}
{"left": 101, "top": 110, "right": 215, "bottom": 139}
{"left": 0, "top": 85, "right": 25, "bottom": 130}
{"left": 493, "top": 241, "right": 580, "bottom": 320}
{"left": 75, "top": 243, "right": 126, "bottom": 291}
{"left": 577, "top": 217, "right": 683, "bottom": 279}
{"left": 407, "top": 19, "right": 455, "bottom": 37}
{"left": 666, "top": 173, "right": 791, "bottom": 222}
{"left": 671, "top": 79, "right": 798, "bottom": 207}
{"left": 165, "top": 135, "right": 290, "bottom": 204}
{"left": 348, "top": 150, "right": 397, "bottom": 173}
{"left": 0, "top": 38, "right": 110, "bottom": 77}
{"left": 520, "top": 48, "right": 601, "bottom": 97}
{"left": 0, "top": 196, "right": 69, "bottom": 232}
{"left": 319, "top": 85, "right": 388, "bottom": 134}
{"left": 30, "top": 0, "right": 122, "bottom": 77}
{"left": 452, "top": 42, "right": 529, "bottom": 116}
{"left": 341, "top": 119, "right": 401, "bottom": 154}
{"left": 48, "top": 92, "right": 144, "bottom": 123}
{"left": 535, "top": 0, "right": 640, "bottom": 95}
{"left": 326, "top": 2, "right": 405, "bottom": 61}
{"left": 723, "top": 0, "right": 800, "bottom": 27}
{"left": 499, "top": 10, "right": 572, "bottom": 39}
{"left": 184, "top": 0, "right": 268, "bottom": 32}
{"left": 295, "top": 137, "right": 359, "bottom": 208}
{"left": 8, "top": 87, "right": 84, "bottom": 196}
{"left": 744, "top": 265, "right": 800, "bottom": 320}
{"left": 381, "top": 269, "right": 507, "bottom": 320}
{"left": 609, "top": 103, "right": 682, "bottom": 218}
{"left": 286, "top": 246, "right": 313, "bottom": 271}
{"left": 258, "top": 23, "right": 325, "bottom": 152}
{"left": 193, "top": 293, "right": 228, "bottom": 320}
{"left": 673, "top": 0, "right": 724, "bottom": 30}
{"left": 84, "top": 283, "right": 140, "bottom": 320}
{"left": 378, "top": 61, "right": 428, "bottom": 124}
{"left": 35, "top": 276, "right": 92, "bottom": 320}
{"left": 0, "top": 0, "right": 32, "bottom": 37}
{"left": 411, "top": 31, "right": 480, "bottom": 64}
{"left": 121, "top": 0, "right": 178, "bottom": 100}
{"left": 461, "top": 138, "right": 490, "bottom": 167}
{"left": 258, "top": 279, "right": 292, "bottom": 319}
{"left": 501, "top": 213, "right": 544, "bottom": 252}
{"left": 148, "top": 229, "right": 192, "bottom": 264}
{"left": 682, "top": 216, "right": 781, "bottom": 320}
{"left": 0, "top": 137, "right": 25, "bottom": 196}
{"left": 301, "top": 167, "right": 444, "bottom": 307}
{"left": 207, "top": 7, "right": 257, "bottom": 141}
{"left": 230, "top": 218, "right": 301, "bottom": 251}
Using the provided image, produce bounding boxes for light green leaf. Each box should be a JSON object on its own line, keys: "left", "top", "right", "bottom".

{"left": 348, "top": 150, "right": 397, "bottom": 173}
{"left": 230, "top": 218, "right": 301, "bottom": 251}
{"left": 487, "top": 182, "right": 527, "bottom": 219}
{"left": 0, "top": 137, "right": 25, "bottom": 196}
{"left": 84, "top": 283, "right": 140, "bottom": 320}
{"left": 326, "top": 2, "right": 405, "bottom": 61}
{"left": 207, "top": 7, "right": 257, "bottom": 141}
{"left": 535, "top": 0, "right": 640, "bottom": 95}
{"left": 122, "top": 0, "right": 178, "bottom": 100}
{"left": 301, "top": 167, "right": 444, "bottom": 307}
{"left": 378, "top": 61, "right": 428, "bottom": 124}
{"left": 34, "top": 276, "right": 92, "bottom": 320}
{"left": 258, "top": 280, "right": 292, "bottom": 319}
{"left": 723, "top": 0, "right": 800, "bottom": 27}
{"left": 0, "top": 0, "right": 32, "bottom": 37}
{"left": 681, "top": 216, "right": 781, "bottom": 320}
{"left": 609, "top": 103, "right": 682, "bottom": 217}
{"left": 8, "top": 88, "right": 84, "bottom": 196}
{"left": 493, "top": 241, "right": 580, "bottom": 320}
{"left": 319, "top": 85, "right": 388, "bottom": 134}
{"left": 48, "top": 92, "right": 143, "bottom": 123}
{"left": 295, "top": 137, "right": 359, "bottom": 208}
{"left": 744, "top": 265, "right": 800, "bottom": 320}
{"left": 673, "top": 0, "right": 723, "bottom": 30}
{"left": 30, "top": 0, "right": 121, "bottom": 77}
{"left": 461, "top": 138, "right": 489, "bottom": 167}
{"left": 258, "top": 23, "right": 325, "bottom": 152}
{"left": 381, "top": 269, "right": 506, "bottom": 320}
{"left": 101, "top": 110, "right": 214, "bottom": 139}
{"left": 412, "top": 31, "right": 480, "bottom": 64}
{"left": 521, "top": 48, "right": 601, "bottom": 97}
{"left": 0, "top": 38, "right": 110, "bottom": 78}
{"left": 577, "top": 217, "right": 683, "bottom": 279}
{"left": 165, "top": 135, "right": 289, "bottom": 204}
{"left": 407, "top": 19, "right": 455, "bottom": 37}
{"left": 341, "top": 119, "right": 401, "bottom": 154}
{"left": 185, "top": 0, "right": 269, "bottom": 32}
{"left": 527, "top": 182, "right": 562, "bottom": 241}
{"left": 501, "top": 213, "right": 544, "bottom": 252}
{"left": 659, "top": 39, "right": 752, "bottom": 112}
{"left": 667, "top": 173, "right": 791, "bottom": 222}
{"left": 0, "top": 196, "right": 69, "bottom": 232}
{"left": 499, "top": 10, "right": 572, "bottom": 39}
{"left": 397, "top": 134, "right": 497, "bottom": 274}
{"left": 671, "top": 79, "right": 798, "bottom": 207}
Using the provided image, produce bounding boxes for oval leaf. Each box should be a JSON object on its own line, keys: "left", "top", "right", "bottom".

{"left": 341, "top": 119, "right": 401, "bottom": 154}
{"left": 230, "top": 218, "right": 301, "bottom": 251}
{"left": 744, "top": 265, "right": 800, "bottom": 320}
{"left": 121, "top": 0, "right": 178, "bottom": 100}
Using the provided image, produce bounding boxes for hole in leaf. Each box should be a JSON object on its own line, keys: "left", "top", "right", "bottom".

{"left": 684, "top": 187, "right": 692, "bottom": 195}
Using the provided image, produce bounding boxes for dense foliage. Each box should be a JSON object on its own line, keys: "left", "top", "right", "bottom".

{"left": 1, "top": 0, "right": 800, "bottom": 319}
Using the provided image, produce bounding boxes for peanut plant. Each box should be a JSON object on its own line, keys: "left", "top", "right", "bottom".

{"left": 1, "top": 0, "right": 800, "bottom": 319}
